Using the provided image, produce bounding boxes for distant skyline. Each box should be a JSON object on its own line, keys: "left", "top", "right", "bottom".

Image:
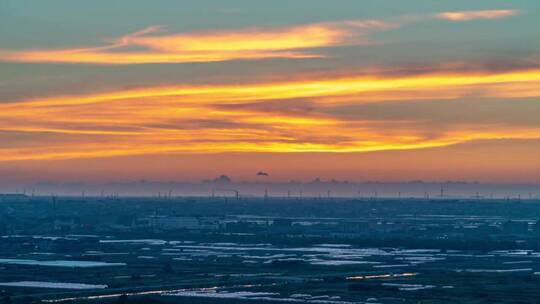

{"left": 3, "top": 178, "right": 540, "bottom": 199}
{"left": 1, "top": 0, "right": 540, "bottom": 184}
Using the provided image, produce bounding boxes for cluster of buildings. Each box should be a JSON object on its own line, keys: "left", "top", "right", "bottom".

{"left": 3, "top": 211, "right": 540, "bottom": 241}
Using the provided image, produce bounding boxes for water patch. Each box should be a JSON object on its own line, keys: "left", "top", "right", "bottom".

{"left": 0, "top": 281, "right": 107, "bottom": 289}
{"left": 0, "top": 258, "right": 125, "bottom": 268}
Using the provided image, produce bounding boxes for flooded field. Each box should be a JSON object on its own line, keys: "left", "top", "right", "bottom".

{"left": 2, "top": 197, "right": 540, "bottom": 303}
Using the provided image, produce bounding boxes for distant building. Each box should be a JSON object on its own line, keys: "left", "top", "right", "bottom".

{"left": 340, "top": 221, "right": 370, "bottom": 234}
{"left": 0, "top": 194, "right": 29, "bottom": 202}
{"left": 54, "top": 217, "right": 79, "bottom": 233}
{"left": 272, "top": 218, "right": 292, "bottom": 227}
{"left": 501, "top": 220, "right": 530, "bottom": 234}
{"left": 136, "top": 216, "right": 219, "bottom": 230}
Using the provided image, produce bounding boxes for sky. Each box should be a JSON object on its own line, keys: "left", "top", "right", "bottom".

{"left": 1, "top": 0, "right": 540, "bottom": 185}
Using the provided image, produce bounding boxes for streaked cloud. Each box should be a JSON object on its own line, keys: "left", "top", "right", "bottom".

{"left": 4, "top": 64, "right": 540, "bottom": 109}
{"left": 0, "top": 2, "right": 540, "bottom": 180}
{"left": 0, "top": 20, "right": 393, "bottom": 65}
{"left": 436, "top": 9, "right": 519, "bottom": 21}
{"left": 0, "top": 9, "right": 520, "bottom": 66}
{"left": 1, "top": 62, "right": 540, "bottom": 161}
{"left": 0, "top": 0, "right": 535, "bottom": 186}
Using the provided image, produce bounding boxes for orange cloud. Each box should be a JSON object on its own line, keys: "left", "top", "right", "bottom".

{"left": 436, "top": 9, "right": 519, "bottom": 21}
{"left": 0, "top": 21, "right": 392, "bottom": 65}
{"left": 0, "top": 10, "right": 519, "bottom": 66}
{"left": 1, "top": 64, "right": 540, "bottom": 161}
{"left": 4, "top": 67, "right": 540, "bottom": 110}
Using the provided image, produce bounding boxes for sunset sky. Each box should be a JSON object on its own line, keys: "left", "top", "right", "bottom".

{"left": 1, "top": 0, "right": 540, "bottom": 184}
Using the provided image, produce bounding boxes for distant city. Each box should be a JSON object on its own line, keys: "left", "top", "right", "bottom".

{"left": 2, "top": 196, "right": 540, "bottom": 303}
{"left": 2, "top": 176, "right": 540, "bottom": 200}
